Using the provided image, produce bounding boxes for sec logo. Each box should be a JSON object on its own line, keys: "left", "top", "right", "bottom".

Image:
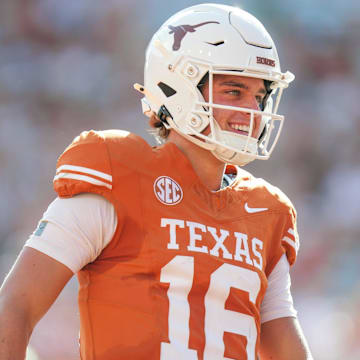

{"left": 154, "top": 176, "right": 183, "bottom": 205}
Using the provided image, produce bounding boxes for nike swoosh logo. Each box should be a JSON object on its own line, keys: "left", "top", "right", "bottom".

{"left": 244, "top": 202, "right": 268, "bottom": 213}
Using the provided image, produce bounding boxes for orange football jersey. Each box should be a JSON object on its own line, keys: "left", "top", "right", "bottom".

{"left": 54, "top": 130, "right": 299, "bottom": 360}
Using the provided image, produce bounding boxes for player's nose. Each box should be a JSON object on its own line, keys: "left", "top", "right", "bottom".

{"left": 235, "top": 97, "right": 260, "bottom": 122}
{"left": 241, "top": 95, "right": 261, "bottom": 112}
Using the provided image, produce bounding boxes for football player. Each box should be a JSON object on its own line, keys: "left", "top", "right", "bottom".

{"left": 0, "top": 4, "right": 313, "bottom": 360}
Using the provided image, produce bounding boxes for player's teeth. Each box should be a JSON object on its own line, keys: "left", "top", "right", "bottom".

{"left": 231, "top": 124, "right": 249, "bottom": 132}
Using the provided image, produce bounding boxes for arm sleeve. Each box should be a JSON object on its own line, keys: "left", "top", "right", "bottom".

{"left": 260, "top": 254, "right": 297, "bottom": 323}
{"left": 25, "top": 193, "right": 117, "bottom": 273}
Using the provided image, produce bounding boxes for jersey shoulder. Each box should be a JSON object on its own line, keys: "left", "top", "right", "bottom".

{"left": 235, "top": 167, "right": 296, "bottom": 214}
{"left": 54, "top": 129, "right": 150, "bottom": 198}
{"left": 234, "top": 168, "right": 299, "bottom": 266}
{"left": 255, "top": 177, "right": 299, "bottom": 265}
{"left": 258, "top": 178, "right": 296, "bottom": 214}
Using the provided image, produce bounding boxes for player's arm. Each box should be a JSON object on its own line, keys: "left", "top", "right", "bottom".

{"left": 259, "top": 316, "right": 313, "bottom": 360}
{"left": 0, "top": 193, "right": 117, "bottom": 360}
{"left": 259, "top": 251, "right": 313, "bottom": 360}
{"left": 0, "top": 247, "right": 73, "bottom": 360}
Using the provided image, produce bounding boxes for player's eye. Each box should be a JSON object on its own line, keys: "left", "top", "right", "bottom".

{"left": 225, "top": 89, "right": 241, "bottom": 96}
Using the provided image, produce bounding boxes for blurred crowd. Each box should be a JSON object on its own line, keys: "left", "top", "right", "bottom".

{"left": 0, "top": 1, "right": 359, "bottom": 359}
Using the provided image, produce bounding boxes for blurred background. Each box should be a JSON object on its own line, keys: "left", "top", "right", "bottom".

{"left": 0, "top": 0, "right": 359, "bottom": 359}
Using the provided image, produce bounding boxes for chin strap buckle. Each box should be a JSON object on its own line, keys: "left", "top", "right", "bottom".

{"left": 157, "top": 105, "right": 172, "bottom": 125}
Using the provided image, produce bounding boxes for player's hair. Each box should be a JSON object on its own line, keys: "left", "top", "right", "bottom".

{"left": 148, "top": 113, "right": 170, "bottom": 143}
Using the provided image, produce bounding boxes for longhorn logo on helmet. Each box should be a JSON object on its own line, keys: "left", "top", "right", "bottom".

{"left": 168, "top": 21, "right": 220, "bottom": 51}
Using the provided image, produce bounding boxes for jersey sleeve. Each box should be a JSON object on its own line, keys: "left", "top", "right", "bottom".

{"left": 54, "top": 130, "right": 113, "bottom": 199}
{"left": 280, "top": 205, "right": 299, "bottom": 266}
{"left": 263, "top": 185, "right": 300, "bottom": 276}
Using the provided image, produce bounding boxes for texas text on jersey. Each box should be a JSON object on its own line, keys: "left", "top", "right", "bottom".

{"left": 54, "top": 130, "right": 299, "bottom": 360}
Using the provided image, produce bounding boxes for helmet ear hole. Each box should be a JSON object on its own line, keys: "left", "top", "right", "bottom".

{"left": 157, "top": 82, "right": 177, "bottom": 97}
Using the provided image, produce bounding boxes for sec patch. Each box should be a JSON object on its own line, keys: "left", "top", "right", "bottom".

{"left": 154, "top": 176, "right": 183, "bottom": 205}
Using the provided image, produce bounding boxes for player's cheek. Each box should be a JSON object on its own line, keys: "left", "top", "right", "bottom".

{"left": 216, "top": 110, "right": 232, "bottom": 130}
{"left": 252, "top": 114, "right": 262, "bottom": 138}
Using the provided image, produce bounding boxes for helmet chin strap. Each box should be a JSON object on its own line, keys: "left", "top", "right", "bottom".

{"left": 211, "top": 148, "right": 256, "bottom": 166}
{"left": 208, "top": 120, "right": 258, "bottom": 166}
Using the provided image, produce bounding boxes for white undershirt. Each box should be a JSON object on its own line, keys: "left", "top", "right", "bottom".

{"left": 25, "top": 193, "right": 297, "bottom": 323}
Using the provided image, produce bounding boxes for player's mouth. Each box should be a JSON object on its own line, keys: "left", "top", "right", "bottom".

{"left": 229, "top": 123, "right": 250, "bottom": 136}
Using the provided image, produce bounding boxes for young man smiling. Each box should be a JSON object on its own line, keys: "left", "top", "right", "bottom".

{"left": 201, "top": 75, "right": 266, "bottom": 145}
{"left": 0, "top": 4, "right": 312, "bottom": 360}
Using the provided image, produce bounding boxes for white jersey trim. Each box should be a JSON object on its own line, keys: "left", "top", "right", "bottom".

{"left": 53, "top": 172, "right": 112, "bottom": 190}
{"left": 282, "top": 227, "right": 299, "bottom": 254}
{"left": 56, "top": 164, "right": 112, "bottom": 182}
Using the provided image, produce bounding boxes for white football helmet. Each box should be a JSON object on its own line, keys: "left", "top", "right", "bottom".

{"left": 134, "top": 3, "right": 295, "bottom": 166}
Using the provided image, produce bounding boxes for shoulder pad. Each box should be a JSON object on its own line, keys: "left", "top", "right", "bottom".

{"left": 54, "top": 130, "right": 150, "bottom": 198}
{"left": 54, "top": 130, "right": 113, "bottom": 198}
{"left": 245, "top": 175, "right": 296, "bottom": 212}
{"left": 99, "top": 129, "right": 149, "bottom": 160}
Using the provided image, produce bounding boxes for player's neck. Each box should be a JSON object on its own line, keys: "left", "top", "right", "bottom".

{"left": 167, "top": 132, "right": 225, "bottom": 192}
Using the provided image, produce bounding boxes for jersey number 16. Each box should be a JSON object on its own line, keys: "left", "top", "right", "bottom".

{"left": 160, "top": 255, "right": 261, "bottom": 360}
